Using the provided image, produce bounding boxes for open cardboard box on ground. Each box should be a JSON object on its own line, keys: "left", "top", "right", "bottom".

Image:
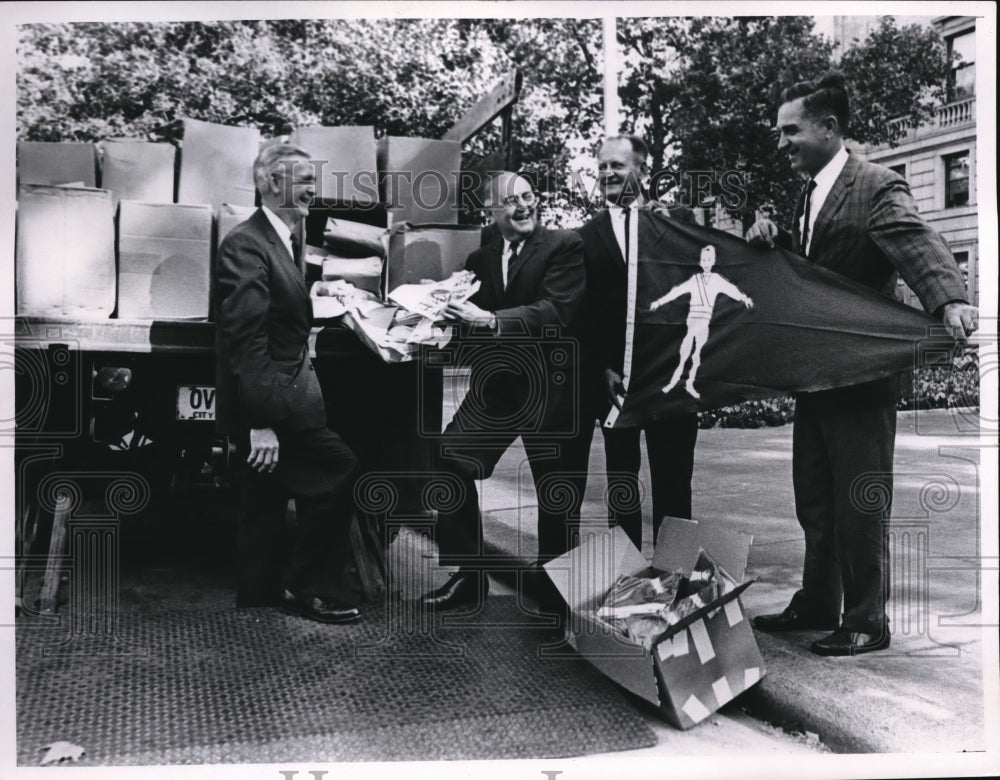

{"left": 543, "top": 519, "right": 765, "bottom": 730}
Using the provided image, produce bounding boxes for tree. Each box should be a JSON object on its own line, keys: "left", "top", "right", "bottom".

{"left": 837, "top": 18, "right": 951, "bottom": 146}
{"left": 616, "top": 16, "right": 951, "bottom": 229}
{"left": 16, "top": 18, "right": 604, "bottom": 225}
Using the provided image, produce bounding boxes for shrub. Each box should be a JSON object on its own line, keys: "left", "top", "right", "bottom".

{"left": 699, "top": 351, "right": 980, "bottom": 428}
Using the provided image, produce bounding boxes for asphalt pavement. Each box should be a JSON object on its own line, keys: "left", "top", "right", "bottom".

{"left": 463, "top": 406, "right": 995, "bottom": 758}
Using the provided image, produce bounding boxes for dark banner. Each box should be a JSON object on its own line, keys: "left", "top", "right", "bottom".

{"left": 611, "top": 214, "right": 946, "bottom": 428}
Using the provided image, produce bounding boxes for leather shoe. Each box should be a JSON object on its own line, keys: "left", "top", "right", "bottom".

{"left": 752, "top": 607, "right": 839, "bottom": 632}
{"left": 280, "top": 590, "right": 361, "bottom": 624}
{"left": 418, "top": 570, "right": 488, "bottom": 611}
{"left": 811, "top": 627, "right": 890, "bottom": 656}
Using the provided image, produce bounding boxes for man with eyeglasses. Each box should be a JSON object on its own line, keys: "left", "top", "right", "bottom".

{"left": 418, "top": 171, "right": 586, "bottom": 611}
{"left": 575, "top": 135, "right": 700, "bottom": 553}
{"left": 215, "top": 141, "right": 362, "bottom": 624}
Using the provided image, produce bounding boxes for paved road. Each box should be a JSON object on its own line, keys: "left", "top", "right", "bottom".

{"left": 463, "top": 405, "right": 995, "bottom": 765}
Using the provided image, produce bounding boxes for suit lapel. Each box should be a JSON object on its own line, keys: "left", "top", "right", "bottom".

{"left": 482, "top": 240, "right": 505, "bottom": 302}
{"left": 808, "top": 153, "right": 858, "bottom": 256}
{"left": 596, "top": 210, "right": 626, "bottom": 271}
{"left": 638, "top": 208, "right": 672, "bottom": 257}
{"left": 255, "top": 210, "right": 308, "bottom": 296}
{"left": 505, "top": 224, "right": 543, "bottom": 288}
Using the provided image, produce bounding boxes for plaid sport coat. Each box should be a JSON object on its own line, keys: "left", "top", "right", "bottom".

{"left": 793, "top": 150, "right": 968, "bottom": 314}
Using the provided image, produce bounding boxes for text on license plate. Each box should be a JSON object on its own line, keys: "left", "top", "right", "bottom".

{"left": 177, "top": 385, "right": 216, "bottom": 421}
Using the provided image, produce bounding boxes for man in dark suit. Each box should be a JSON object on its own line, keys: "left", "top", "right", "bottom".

{"left": 576, "top": 135, "right": 700, "bottom": 553}
{"left": 747, "top": 73, "right": 977, "bottom": 655}
{"left": 418, "top": 171, "right": 586, "bottom": 610}
{"left": 215, "top": 142, "right": 361, "bottom": 624}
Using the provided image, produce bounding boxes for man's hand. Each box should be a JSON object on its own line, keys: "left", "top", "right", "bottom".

{"left": 604, "top": 368, "right": 626, "bottom": 409}
{"left": 248, "top": 427, "right": 279, "bottom": 474}
{"left": 940, "top": 302, "right": 978, "bottom": 342}
{"left": 446, "top": 300, "right": 496, "bottom": 329}
{"left": 746, "top": 219, "right": 778, "bottom": 248}
{"left": 643, "top": 200, "right": 673, "bottom": 217}
{"left": 743, "top": 295, "right": 754, "bottom": 309}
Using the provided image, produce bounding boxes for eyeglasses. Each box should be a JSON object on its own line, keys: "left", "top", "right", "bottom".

{"left": 498, "top": 191, "right": 538, "bottom": 208}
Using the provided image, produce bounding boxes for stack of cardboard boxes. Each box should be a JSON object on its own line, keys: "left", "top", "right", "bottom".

{"left": 377, "top": 136, "right": 481, "bottom": 295}
{"left": 15, "top": 121, "right": 484, "bottom": 322}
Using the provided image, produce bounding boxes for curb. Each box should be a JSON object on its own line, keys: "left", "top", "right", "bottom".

{"left": 481, "top": 525, "right": 862, "bottom": 753}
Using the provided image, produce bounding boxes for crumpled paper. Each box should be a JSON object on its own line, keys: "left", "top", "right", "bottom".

{"left": 388, "top": 269, "right": 479, "bottom": 320}
{"left": 312, "top": 270, "right": 481, "bottom": 363}
{"left": 594, "top": 549, "right": 738, "bottom": 649}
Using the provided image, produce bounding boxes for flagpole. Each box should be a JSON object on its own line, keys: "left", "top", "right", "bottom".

{"left": 603, "top": 16, "right": 620, "bottom": 136}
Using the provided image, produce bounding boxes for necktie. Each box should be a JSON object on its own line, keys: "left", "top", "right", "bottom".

{"left": 504, "top": 241, "right": 519, "bottom": 290}
{"left": 799, "top": 180, "right": 817, "bottom": 256}
{"left": 290, "top": 233, "right": 302, "bottom": 266}
{"left": 623, "top": 207, "right": 632, "bottom": 263}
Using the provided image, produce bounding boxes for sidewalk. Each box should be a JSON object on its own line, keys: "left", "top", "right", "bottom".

{"left": 474, "top": 408, "right": 991, "bottom": 754}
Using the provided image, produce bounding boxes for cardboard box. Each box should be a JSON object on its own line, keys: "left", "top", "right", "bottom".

{"left": 323, "top": 217, "right": 387, "bottom": 258}
{"left": 290, "top": 126, "right": 378, "bottom": 205}
{"left": 216, "top": 203, "right": 257, "bottom": 251}
{"left": 17, "top": 142, "right": 99, "bottom": 187}
{"left": 16, "top": 185, "right": 116, "bottom": 318}
{"left": 177, "top": 118, "right": 260, "bottom": 209}
{"left": 308, "top": 246, "right": 383, "bottom": 296}
{"left": 544, "top": 520, "right": 764, "bottom": 730}
{"left": 117, "top": 201, "right": 213, "bottom": 319}
{"left": 100, "top": 139, "right": 176, "bottom": 206}
{"left": 377, "top": 137, "right": 462, "bottom": 224}
{"left": 385, "top": 223, "right": 481, "bottom": 295}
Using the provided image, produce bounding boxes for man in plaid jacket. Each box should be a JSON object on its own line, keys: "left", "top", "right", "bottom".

{"left": 746, "top": 72, "right": 978, "bottom": 656}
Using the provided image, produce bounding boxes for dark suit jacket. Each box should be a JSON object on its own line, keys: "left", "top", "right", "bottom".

{"left": 455, "top": 222, "right": 585, "bottom": 432}
{"left": 577, "top": 205, "right": 697, "bottom": 418}
{"left": 215, "top": 209, "right": 326, "bottom": 436}
{"left": 785, "top": 152, "right": 968, "bottom": 408}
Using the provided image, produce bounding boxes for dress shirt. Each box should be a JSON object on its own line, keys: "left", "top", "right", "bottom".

{"left": 261, "top": 205, "right": 295, "bottom": 262}
{"left": 801, "top": 145, "right": 849, "bottom": 256}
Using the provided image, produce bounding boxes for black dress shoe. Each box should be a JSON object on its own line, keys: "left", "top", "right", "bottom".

{"left": 752, "top": 607, "right": 839, "bottom": 632}
{"left": 811, "top": 627, "right": 890, "bottom": 656}
{"left": 280, "top": 590, "right": 361, "bottom": 624}
{"left": 418, "top": 570, "right": 488, "bottom": 611}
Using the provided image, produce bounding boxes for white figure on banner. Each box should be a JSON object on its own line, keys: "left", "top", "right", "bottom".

{"left": 649, "top": 244, "right": 753, "bottom": 398}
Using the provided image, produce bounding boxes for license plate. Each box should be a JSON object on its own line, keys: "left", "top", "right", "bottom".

{"left": 176, "top": 385, "right": 216, "bottom": 421}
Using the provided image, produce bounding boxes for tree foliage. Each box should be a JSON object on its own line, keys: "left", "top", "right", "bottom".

{"left": 837, "top": 18, "right": 951, "bottom": 146}
{"left": 17, "top": 15, "right": 950, "bottom": 231}
{"left": 16, "top": 18, "right": 603, "bottom": 224}
{"left": 617, "top": 16, "right": 951, "bottom": 228}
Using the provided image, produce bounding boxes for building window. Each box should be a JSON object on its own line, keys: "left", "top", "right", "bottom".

{"left": 953, "top": 250, "right": 969, "bottom": 274}
{"left": 953, "top": 250, "right": 970, "bottom": 294}
{"left": 948, "top": 30, "right": 975, "bottom": 99}
{"left": 944, "top": 152, "right": 970, "bottom": 208}
{"left": 889, "top": 163, "right": 906, "bottom": 180}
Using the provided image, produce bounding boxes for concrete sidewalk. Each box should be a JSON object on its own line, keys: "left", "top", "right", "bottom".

{"left": 472, "top": 408, "right": 991, "bottom": 754}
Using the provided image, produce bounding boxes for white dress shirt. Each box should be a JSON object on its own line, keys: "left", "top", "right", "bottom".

{"left": 261, "top": 205, "right": 295, "bottom": 261}
{"left": 802, "top": 145, "right": 849, "bottom": 256}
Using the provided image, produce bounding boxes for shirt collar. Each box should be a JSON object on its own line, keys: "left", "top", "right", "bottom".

{"left": 811, "top": 145, "right": 849, "bottom": 192}
{"left": 261, "top": 205, "right": 293, "bottom": 246}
